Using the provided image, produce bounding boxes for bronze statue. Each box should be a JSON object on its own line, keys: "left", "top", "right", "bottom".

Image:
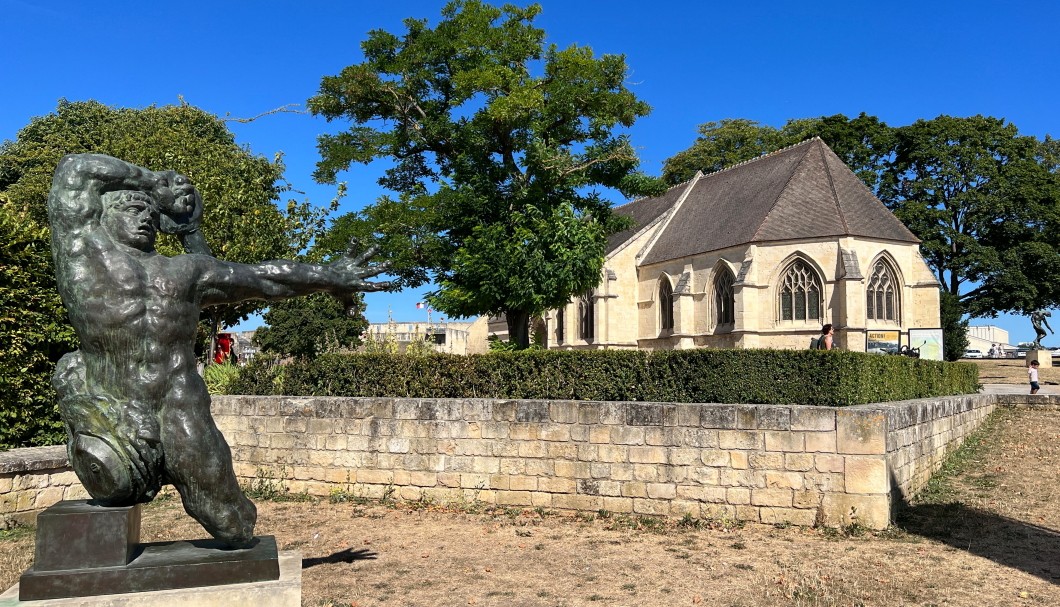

{"left": 47, "top": 154, "right": 391, "bottom": 547}
{"left": 1030, "top": 309, "right": 1053, "bottom": 350}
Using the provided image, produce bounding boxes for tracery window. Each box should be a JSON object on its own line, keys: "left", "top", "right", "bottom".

{"left": 555, "top": 307, "right": 565, "bottom": 343}
{"left": 866, "top": 260, "right": 899, "bottom": 322}
{"left": 714, "top": 268, "right": 735, "bottom": 327}
{"left": 659, "top": 278, "right": 674, "bottom": 332}
{"left": 779, "top": 260, "right": 822, "bottom": 322}
{"left": 578, "top": 292, "right": 594, "bottom": 341}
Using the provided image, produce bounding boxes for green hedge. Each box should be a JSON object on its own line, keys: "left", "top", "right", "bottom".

{"left": 230, "top": 349, "right": 979, "bottom": 407}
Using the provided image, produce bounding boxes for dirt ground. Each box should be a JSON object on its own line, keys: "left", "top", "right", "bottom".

{"left": 3, "top": 406, "right": 1060, "bottom": 606}
{"left": 971, "top": 358, "right": 1058, "bottom": 385}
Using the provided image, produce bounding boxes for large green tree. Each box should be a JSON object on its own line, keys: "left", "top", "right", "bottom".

{"left": 0, "top": 100, "right": 325, "bottom": 446}
{"left": 879, "top": 115, "right": 1060, "bottom": 318}
{"left": 308, "top": 0, "right": 661, "bottom": 348}
{"left": 253, "top": 293, "right": 368, "bottom": 359}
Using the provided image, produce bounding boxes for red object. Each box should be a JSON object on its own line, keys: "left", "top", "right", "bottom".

{"left": 214, "top": 333, "right": 233, "bottom": 363}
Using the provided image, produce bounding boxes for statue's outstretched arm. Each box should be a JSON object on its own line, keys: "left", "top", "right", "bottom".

{"left": 196, "top": 240, "right": 395, "bottom": 306}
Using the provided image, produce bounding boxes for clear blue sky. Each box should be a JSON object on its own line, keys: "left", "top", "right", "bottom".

{"left": 3, "top": 0, "right": 1057, "bottom": 345}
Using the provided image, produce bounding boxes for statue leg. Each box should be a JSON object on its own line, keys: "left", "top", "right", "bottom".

{"left": 53, "top": 352, "right": 163, "bottom": 504}
{"left": 160, "top": 387, "right": 256, "bottom": 548}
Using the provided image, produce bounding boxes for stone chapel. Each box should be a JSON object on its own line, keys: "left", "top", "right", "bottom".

{"left": 544, "top": 137, "right": 941, "bottom": 353}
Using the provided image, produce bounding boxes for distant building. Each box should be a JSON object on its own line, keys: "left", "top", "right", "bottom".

{"left": 966, "top": 325, "right": 1013, "bottom": 357}
{"left": 364, "top": 319, "right": 490, "bottom": 355}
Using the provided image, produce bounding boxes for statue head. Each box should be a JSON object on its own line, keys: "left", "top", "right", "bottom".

{"left": 101, "top": 190, "right": 159, "bottom": 251}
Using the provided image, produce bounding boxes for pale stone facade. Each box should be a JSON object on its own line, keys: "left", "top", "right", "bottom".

{"left": 544, "top": 138, "right": 941, "bottom": 353}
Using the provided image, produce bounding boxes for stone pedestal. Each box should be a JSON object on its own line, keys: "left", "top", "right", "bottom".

{"left": 12, "top": 500, "right": 282, "bottom": 601}
{"left": 1026, "top": 350, "right": 1053, "bottom": 368}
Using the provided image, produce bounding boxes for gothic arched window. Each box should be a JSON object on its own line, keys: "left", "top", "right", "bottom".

{"left": 659, "top": 278, "right": 674, "bottom": 332}
{"left": 714, "top": 267, "right": 735, "bottom": 328}
{"left": 779, "top": 260, "right": 822, "bottom": 322}
{"left": 866, "top": 260, "right": 899, "bottom": 322}
{"left": 578, "top": 292, "right": 594, "bottom": 341}
{"left": 555, "top": 307, "right": 565, "bottom": 344}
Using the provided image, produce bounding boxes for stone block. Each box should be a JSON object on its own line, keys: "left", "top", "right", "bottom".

{"left": 496, "top": 491, "right": 533, "bottom": 506}
{"left": 718, "top": 431, "right": 761, "bottom": 450}
{"left": 554, "top": 461, "right": 589, "bottom": 479}
{"left": 632, "top": 464, "right": 661, "bottom": 482}
{"left": 601, "top": 497, "right": 634, "bottom": 514}
{"left": 632, "top": 499, "right": 670, "bottom": 516}
{"left": 764, "top": 472, "right": 804, "bottom": 490}
{"left": 759, "top": 507, "right": 817, "bottom": 527}
{"left": 791, "top": 407, "right": 836, "bottom": 431}
{"left": 750, "top": 488, "right": 792, "bottom": 507}
{"left": 669, "top": 500, "right": 701, "bottom": 518}
{"left": 539, "top": 424, "right": 571, "bottom": 442}
{"left": 804, "top": 431, "right": 837, "bottom": 453}
{"left": 748, "top": 453, "right": 784, "bottom": 470}
{"left": 726, "top": 487, "right": 750, "bottom": 505}
{"left": 531, "top": 492, "right": 553, "bottom": 507}
{"left": 793, "top": 490, "right": 822, "bottom": 509}
{"left": 509, "top": 476, "right": 538, "bottom": 491}
{"left": 844, "top": 456, "right": 889, "bottom": 494}
{"left": 815, "top": 454, "right": 845, "bottom": 473}
{"left": 729, "top": 451, "right": 749, "bottom": 470}
{"left": 784, "top": 453, "right": 815, "bottom": 472}
{"left": 611, "top": 427, "right": 645, "bottom": 446}
{"left": 588, "top": 426, "right": 611, "bottom": 444}
{"left": 820, "top": 493, "right": 891, "bottom": 529}
{"left": 699, "top": 406, "right": 737, "bottom": 429}
{"left": 549, "top": 401, "right": 579, "bottom": 424}
{"left": 836, "top": 410, "right": 887, "bottom": 455}
{"left": 764, "top": 431, "right": 804, "bottom": 452}
{"left": 628, "top": 447, "right": 667, "bottom": 464}
{"left": 538, "top": 478, "right": 577, "bottom": 494}
{"left": 646, "top": 483, "right": 677, "bottom": 500}
{"left": 701, "top": 449, "right": 729, "bottom": 467}
{"left": 620, "top": 482, "right": 647, "bottom": 498}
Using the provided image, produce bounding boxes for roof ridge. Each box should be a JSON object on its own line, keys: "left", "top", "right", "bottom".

{"left": 695, "top": 136, "right": 821, "bottom": 181}
{"left": 613, "top": 172, "right": 701, "bottom": 210}
{"left": 747, "top": 139, "right": 818, "bottom": 242}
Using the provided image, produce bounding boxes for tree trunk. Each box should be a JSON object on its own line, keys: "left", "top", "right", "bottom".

{"left": 506, "top": 309, "right": 531, "bottom": 349}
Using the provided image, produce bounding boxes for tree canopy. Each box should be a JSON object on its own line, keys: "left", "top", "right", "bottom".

{"left": 308, "top": 0, "right": 662, "bottom": 347}
{"left": 0, "top": 100, "right": 325, "bottom": 446}
{"left": 253, "top": 293, "right": 368, "bottom": 359}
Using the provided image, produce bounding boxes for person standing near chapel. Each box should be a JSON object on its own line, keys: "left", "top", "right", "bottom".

{"left": 818, "top": 324, "right": 834, "bottom": 350}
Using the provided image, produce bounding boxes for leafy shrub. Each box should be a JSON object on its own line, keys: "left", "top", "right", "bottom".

{"left": 229, "top": 349, "right": 979, "bottom": 406}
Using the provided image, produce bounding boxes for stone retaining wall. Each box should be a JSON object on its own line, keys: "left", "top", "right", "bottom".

{"left": 5, "top": 394, "right": 1055, "bottom": 529}
{"left": 0, "top": 446, "right": 86, "bottom": 527}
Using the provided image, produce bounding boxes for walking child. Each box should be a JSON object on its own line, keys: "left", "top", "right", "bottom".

{"left": 1029, "top": 360, "right": 1041, "bottom": 395}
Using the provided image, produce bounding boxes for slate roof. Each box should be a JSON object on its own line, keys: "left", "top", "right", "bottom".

{"left": 608, "top": 138, "right": 919, "bottom": 265}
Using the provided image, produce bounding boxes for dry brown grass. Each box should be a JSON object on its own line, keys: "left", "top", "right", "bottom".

{"left": 970, "top": 357, "right": 1059, "bottom": 385}
{"left": 4, "top": 407, "right": 1060, "bottom": 606}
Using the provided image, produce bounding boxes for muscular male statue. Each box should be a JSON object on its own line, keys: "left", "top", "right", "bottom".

{"left": 1030, "top": 309, "right": 1053, "bottom": 350}
{"left": 47, "top": 153, "right": 391, "bottom": 547}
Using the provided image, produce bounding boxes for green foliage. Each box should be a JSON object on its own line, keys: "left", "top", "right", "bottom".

{"left": 0, "top": 100, "right": 325, "bottom": 446}
{"left": 940, "top": 290, "right": 970, "bottom": 362}
{"left": 881, "top": 115, "right": 1060, "bottom": 316}
{"left": 203, "top": 360, "right": 241, "bottom": 395}
{"left": 254, "top": 292, "right": 368, "bottom": 359}
{"left": 0, "top": 100, "right": 328, "bottom": 328}
{"left": 0, "top": 204, "right": 73, "bottom": 448}
{"left": 308, "top": 0, "right": 660, "bottom": 347}
{"left": 230, "top": 349, "right": 978, "bottom": 406}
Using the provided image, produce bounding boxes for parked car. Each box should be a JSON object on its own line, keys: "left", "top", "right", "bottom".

{"left": 963, "top": 349, "right": 984, "bottom": 359}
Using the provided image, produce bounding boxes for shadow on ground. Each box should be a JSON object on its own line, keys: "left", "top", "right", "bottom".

{"left": 302, "top": 548, "right": 378, "bottom": 569}
{"left": 899, "top": 502, "right": 1060, "bottom": 585}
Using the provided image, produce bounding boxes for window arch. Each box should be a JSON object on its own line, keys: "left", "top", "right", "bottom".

{"left": 555, "top": 307, "right": 565, "bottom": 344}
{"left": 578, "top": 292, "right": 594, "bottom": 341}
{"left": 658, "top": 277, "right": 674, "bottom": 332}
{"left": 866, "top": 259, "right": 900, "bottom": 322}
{"left": 713, "top": 266, "right": 735, "bottom": 328}
{"left": 778, "top": 259, "right": 822, "bottom": 322}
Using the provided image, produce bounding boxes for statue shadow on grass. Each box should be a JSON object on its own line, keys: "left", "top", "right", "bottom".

{"left": 896, "top": 493, "right": 1060, "bottom": 585}
{"left": 301, "top": 548, "right": 378, "bottom": 569}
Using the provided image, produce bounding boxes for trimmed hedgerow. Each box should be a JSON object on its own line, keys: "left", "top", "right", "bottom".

{"left": 229, "top": 349, "right": 979, "bottom": 407}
